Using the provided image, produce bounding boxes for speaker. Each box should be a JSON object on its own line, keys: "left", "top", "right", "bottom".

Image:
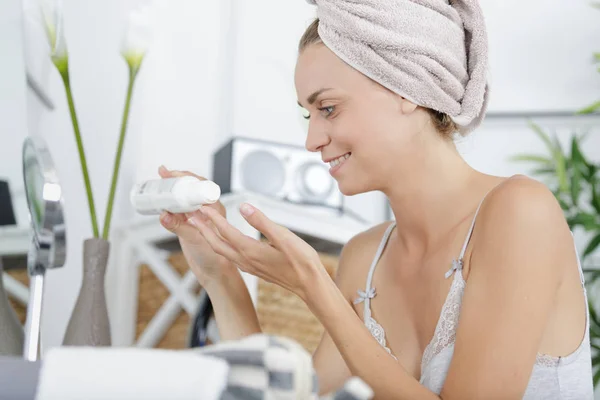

{"left": 0, "top": 181, "right": 16, "bottom": 226}
{"left": 212, "top": 137, "right": 343, "bottom": 210}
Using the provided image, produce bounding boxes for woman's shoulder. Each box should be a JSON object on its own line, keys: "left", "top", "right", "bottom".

{"left": 345, "top": 221, "right": 395, "bottom": 253}
{"left": 333, "top": 221, "right": 395, "bottom": 300}
{"left": 477, "top": 174, "right": 567, "bottom": 232}
{"left": 469, "top": 174, "right": 574, "bottom": 275}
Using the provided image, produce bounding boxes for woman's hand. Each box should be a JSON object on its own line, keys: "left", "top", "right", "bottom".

{"left": 157, "top": 166, "right": 238, "bottom": 285}
{"left": 192, "top": 202, "right": 328, "bottom": 302}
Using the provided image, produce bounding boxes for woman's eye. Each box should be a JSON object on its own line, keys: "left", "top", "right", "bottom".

{"left": 319, "top": 106, "right": 335, "bottom": 117}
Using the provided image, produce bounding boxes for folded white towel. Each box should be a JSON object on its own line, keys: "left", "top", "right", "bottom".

{"left": 33, "top": 334, "right": 373, "bottom": 400}
{"left": 35, "top": 347, "right": 229, "bottom": 400}
{"left": 305, "top": 0, "right": 490, "bottom": 135}
{"left": 198, "top": 334, "right": 373, "bottom": 399}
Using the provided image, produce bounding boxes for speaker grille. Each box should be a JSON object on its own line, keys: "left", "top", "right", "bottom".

{"left": 240, "top": 150, "right": 286, "bottom": 196}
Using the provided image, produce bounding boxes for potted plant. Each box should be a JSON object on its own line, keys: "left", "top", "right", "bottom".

{"left": 31, "top": 0, "right": 153, "bottom": 346}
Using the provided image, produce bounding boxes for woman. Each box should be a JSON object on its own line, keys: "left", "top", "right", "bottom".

{"left": 159, "top": 1, "right": 593, "bottom": 398}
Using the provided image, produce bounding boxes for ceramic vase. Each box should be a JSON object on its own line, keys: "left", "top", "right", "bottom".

{"left": 62, "top": 238, "right": 111, "bottom": 346}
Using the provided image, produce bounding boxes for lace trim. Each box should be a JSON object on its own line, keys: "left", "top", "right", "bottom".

{"left": 535, "top": 353, "right": 560, "bottom": 367}
{"left": 356, "top": 287, "right": 397, "bottom": 361}
{"left": 420, "top": 264, "right": 562, "bottom": 373}
{"left": 365, "top": 316, "right": 397, "bottom": 361}
{"left": 420, "top": 269, "right": 466, "bottom": 375}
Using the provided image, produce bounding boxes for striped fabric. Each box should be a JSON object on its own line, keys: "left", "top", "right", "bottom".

{"left": 197, "top": 334, "right": 373, "bottom": 400}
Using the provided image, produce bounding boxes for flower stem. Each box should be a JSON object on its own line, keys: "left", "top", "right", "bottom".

{"left": 102, "top": 65, "right": 138, "bottom": 240}
{"left": 59, "top": 66, "right": 100, "bottom": 238}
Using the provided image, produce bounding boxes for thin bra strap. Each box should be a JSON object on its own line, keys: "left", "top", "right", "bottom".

{"left": 445, "top": 195, "right": 488, "bottom": 279}
{"left": 366, "top": 222, "right": 396, "bottom": 290}
{"left": 356, "top": 222, "right": 396, "bottom": 320}
{"left": 458, "top": 191, "right": 491, "bottom": 261}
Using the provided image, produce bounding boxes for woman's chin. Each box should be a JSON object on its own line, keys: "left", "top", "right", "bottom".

{"left": 337, "top": 181, "right": 365, "bottom": 197}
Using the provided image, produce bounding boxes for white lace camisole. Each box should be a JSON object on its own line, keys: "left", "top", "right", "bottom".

{"left": 354, "top": 198, "right": 594, "bottom": 398}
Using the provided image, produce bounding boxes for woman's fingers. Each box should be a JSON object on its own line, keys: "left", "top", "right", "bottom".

{"left": 198, "top": 207, "right": 265, "bottom": 256}
{"left": 158, "top": 165, "right": 170, "bottom": 178}
{"left": 189, "top": 216, "right": 246, "bottom": 266}
{"left": 159, "top": 211, "right": 188, "bottom": 230}
{"left": 158, "top": 165, "right": 207, "bottom": 181}
{"left": 237, "top": 203, "right": 319, "bottom": 266}
{"left": 236, "top": 203, "right": 295, "bottom": 251}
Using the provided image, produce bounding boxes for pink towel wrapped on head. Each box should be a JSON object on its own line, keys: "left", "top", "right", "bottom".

{"left": 305, "top": 0, "right": 489, "bottom": 135}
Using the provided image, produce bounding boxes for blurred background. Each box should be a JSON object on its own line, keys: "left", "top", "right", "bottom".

{"left": 1, "top": 0, "right": 600, "bottom": 392}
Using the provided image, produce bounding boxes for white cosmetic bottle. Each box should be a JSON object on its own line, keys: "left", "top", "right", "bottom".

{"left": 130, "top": 176, "right": 221, "bottom": 215}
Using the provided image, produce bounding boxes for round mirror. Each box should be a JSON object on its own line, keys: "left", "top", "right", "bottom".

{"left": 22, "top": 137, "right": 67, "bottom": 361}
{"left": 22, "top": 137, "right": 66, "bottom": 271}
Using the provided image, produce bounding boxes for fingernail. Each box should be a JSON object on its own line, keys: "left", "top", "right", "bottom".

{"left": 240, "top": 203, "right": 255, "bottom": 216}
{"left": 159, "top": 165, "right": 168, "bottom": 172}
{"left": 162, "top": 213, "right": 172, "bottom": 225}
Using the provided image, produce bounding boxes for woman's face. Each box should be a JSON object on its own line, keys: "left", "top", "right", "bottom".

{"left": 294, "top": 43, "right": 431, "bottom": 196}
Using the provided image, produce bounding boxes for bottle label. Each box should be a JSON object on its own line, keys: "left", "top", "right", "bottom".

{"left": 132, "top": 178, "right": 190, "bottom": 215}
{"left": 136, "top": 178, "right": 178, "bottom": 195}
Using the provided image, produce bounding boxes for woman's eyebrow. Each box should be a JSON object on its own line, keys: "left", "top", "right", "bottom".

{"left": 297, "top": 88, "right": 334, "bottom": 108}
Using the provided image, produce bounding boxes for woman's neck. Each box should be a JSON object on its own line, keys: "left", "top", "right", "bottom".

{"left": 382, "top": 143, "right": 485, "bottom": 260}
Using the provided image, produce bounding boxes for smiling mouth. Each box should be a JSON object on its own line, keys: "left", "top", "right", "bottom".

{"left": 328, "top": 152, "right": 351, "bottom": 168}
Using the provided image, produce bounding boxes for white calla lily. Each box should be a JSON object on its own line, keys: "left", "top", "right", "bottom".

{"left": 121, "top": 3, "right": 153, "bottom": 72}
{"left": 103, "top": 2, "right": 155, "bottom": 239}
{"left": 40, "top": 0, "right": 68, "bottom": 70}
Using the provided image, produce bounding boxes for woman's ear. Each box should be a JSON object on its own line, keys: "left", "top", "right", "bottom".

{"left": 400, "top": 98, "right": 418, "bottom": 114}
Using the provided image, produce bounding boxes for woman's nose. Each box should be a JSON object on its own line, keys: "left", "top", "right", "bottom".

{"left": 305, "top": 121, "right": 330, "bottom": 153}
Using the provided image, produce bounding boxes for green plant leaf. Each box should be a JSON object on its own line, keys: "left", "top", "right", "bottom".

{"left": 508, "top": 154, "right": 552, "bottom": 164}
{"left": 578, "top": 100, "right": 600, "bottom": 115}
{"left": 572, "top": 135, "right": 593, "bottom": 173}
{"left": 593, "top": 182, "right": 600, "bottom": 215}
{"left": 528, "top": 121, "right": 555, "bottom": 154}
{"left": 559, "top": 198, "right": 571, "bottom": 211}
{"left": 595, "top": 52, "right": 600, "bottom": 63}
{"left": 552, "top": 136, "right": 569, "bottom": 194}
{"left": 584, "top": 269, "right": 600, "bottom": 285}
{"left": 567, "top": 212, "right": 600, "bottom": 231}
{"left": 589, "top": 165, "right": 599, "bottom": 182}
{"left": 525, "top": 122, "right": 569, "bottom": 192}
{"left": 570, "top": 136, "right": 589, "bottom": 206}
{"left": 571, "top": 168, "right": 582, "bottom": 206}
{"left": 588, "top": 301, "right": 600, "bottom": 338}
{"left": 594, "top": 366, "right": 600, "bottom": 388}
{"left": 551, "top": 189, "right": 571, "bottom": 210}
{"left": 531, "top": 167, "right": 559, "bottom": 176}
{"left": 584, "top": 233, "right": 600, "bottom": 258}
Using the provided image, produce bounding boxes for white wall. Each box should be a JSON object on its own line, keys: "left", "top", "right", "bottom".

{"left": 3, "top": 0, "right": 227, "bottom": 350}
{"left": 483, "top": 0, "right": 600, "bottom": 113}
{"left": 1, "top": 0, "right": 599, "bottom": 351}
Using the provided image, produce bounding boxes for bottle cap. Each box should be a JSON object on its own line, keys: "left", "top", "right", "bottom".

{"left": 189, "top": 180, "right": 221, "bottom": 205}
